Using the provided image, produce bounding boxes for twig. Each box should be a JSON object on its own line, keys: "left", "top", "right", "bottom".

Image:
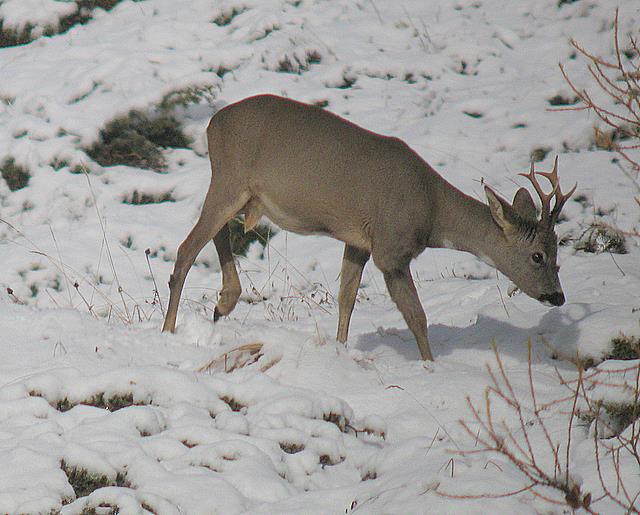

{"left": 145, "top": 248, "right": 164, "bottom": 316}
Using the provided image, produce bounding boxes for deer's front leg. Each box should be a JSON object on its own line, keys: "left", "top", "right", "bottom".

{"left": 212, "top": 223, "right": 242, "bottom": 321}
{"left": 381, "top": 266, "right": 433, "bottom": 361}
{"left": 337, "top": 245, "right": 370, "bottom": 343}
{"left": 163, "top": 218, "right": 218, "bottom": 333}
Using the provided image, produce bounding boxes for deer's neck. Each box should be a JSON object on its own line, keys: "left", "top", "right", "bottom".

{"left": 431, "top": 184, "right": 504, "bottom": 266}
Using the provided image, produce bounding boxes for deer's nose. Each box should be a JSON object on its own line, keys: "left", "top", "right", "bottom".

{"left": 539, "top": 291, "right": 565, "bottom": 306}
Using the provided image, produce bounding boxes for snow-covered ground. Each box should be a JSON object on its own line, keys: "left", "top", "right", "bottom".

{"left": 0, "top": 0, "right": 639, "bottom": 513}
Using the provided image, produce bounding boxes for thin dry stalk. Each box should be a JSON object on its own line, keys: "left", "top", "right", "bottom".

{"left": 82, "top": 169, "right": 131, "bottom": 322}
{"left": 48, "top": 225, "right": 73, "bottom": 306}
{"left": 0, "top": 217, "right": 151, "bottom": 324}
{"left": 145, "top": 248, "right": 164, "bottom": 316}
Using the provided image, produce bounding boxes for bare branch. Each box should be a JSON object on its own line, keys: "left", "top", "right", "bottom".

{"left": 559, "top": 8, "right": 640, "bottom": 171}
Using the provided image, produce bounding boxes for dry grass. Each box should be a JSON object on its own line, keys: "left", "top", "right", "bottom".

{"left": 197, "top": 342, "right": 281, "bottom": 374}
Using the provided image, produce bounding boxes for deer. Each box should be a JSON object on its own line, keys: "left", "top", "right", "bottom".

{"left": 162, "top": 94, "right": 576, "bottom": 361}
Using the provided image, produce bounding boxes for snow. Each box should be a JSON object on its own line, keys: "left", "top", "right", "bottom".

{"left": 0, "top": 0, "right": 76, "bottom": 33}
{"left": 0, "top": 0, "right": 639, "bottom": 513}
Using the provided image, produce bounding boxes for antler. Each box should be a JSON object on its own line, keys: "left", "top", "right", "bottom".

{"left": 519, "top": 156, "right": 577, "bottom": 228}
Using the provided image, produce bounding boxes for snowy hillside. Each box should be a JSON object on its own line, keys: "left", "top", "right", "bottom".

{"left": 0, "top": 0, "right": 638, "bottom": 513}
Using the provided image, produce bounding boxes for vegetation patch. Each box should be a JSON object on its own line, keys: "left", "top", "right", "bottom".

{"left": 529, "top": 146, "right": 551, "bottom": 163}
{"left": 557, "top": 0, "right": 579, "bottom": 6}
{"left": 122, "top": 190, "right": 175, "bottom": 205}
{"left": 0, "top": 21, "right": 33, "bottom": 48}
{"left": 335, "top": 73, "right": 357, "bottom": 89}
{"left": 62, "top": 461, "right": 129, "bottom": 498}
{"left": 276, "top": 49, "right": 322, "bottom": 74}
{"left": 212, "top": 6, "right": 248, "bottom": 26}
{"left": 463, "top": 110, "right": 483, "bottom": 119}
{"left": 606, "top": 334, "right": 640, "bottom": 361}
{"left": 323, "top": 412, "right": 348, "bottom": 432}
{"left": 320, "top": 454, "right": 343, "bottom": 466}
{"left": 572, "top": 193, "right": 589, "bottom": 209}
{"left": 592, "top": 125, "right": 639, "bottom": 152}
{"left": 0, "top": 157, "right": 30, "bottom": 191}
{"left": 547, "top": 94, "right": 579, "bottom": 106}
{"left": 34, "top": 392, "right": 141, "bottom": 412}
{"left": 159, "top": 85, "right": 216, "bottom": 111}
{"left": 574, "top": 222, "right": 627, "bottom": 254}
{"left": 0, "top": 1, "right": 144, "bottom": 48}
{"left": 79, "top": 507, "right": 119, "bottom": 515}
{"left": 280, "top": 442, "right": 305, "bottom": 454}
{"left": 85, "top": 110, "right": 191, "bottom": 171}
{"left": 579, "top": 401, "right": 640, "bottom": 438}
{"left": 221, "top": 395, "right": 246, "bottom": 412}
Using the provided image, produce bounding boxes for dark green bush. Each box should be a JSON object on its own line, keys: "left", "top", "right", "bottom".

{"left": 0, "top": 157, "right": 30, "bottom": 191}
{"left": 606, "top": 334, "right": 640, "bottom": 360}
{"left": 85, "top": 110, "right": 191, "bottom": 171}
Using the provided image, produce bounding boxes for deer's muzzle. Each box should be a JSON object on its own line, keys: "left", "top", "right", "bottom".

{"left": 539, "top": 291, "right": 565, "bottom": 306}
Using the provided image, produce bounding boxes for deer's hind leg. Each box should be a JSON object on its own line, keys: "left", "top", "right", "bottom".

{"left": 213, "top": 197, "right": 264, "bottom": 320}
{"left": 212, "top": 223, "right": 241, "bottom": 321}
{"left": 162, "top": 186, "right": 250, "bottom": 333}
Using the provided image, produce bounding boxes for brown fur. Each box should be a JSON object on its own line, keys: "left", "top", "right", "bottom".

{"left": 162, "top": 95, "right": 573, "bottom": 360}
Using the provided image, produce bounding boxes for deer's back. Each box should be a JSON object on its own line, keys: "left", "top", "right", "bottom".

{"left": 208, "top": 95, "right": 440, "bottom": 254}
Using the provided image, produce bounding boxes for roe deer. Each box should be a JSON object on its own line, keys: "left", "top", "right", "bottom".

{"left": 162, "top": 94, "right": 576, "bottom": 360}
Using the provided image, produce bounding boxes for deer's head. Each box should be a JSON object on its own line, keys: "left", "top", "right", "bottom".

{"left": 484, "top": 157, "right": 576, "bottom": 306}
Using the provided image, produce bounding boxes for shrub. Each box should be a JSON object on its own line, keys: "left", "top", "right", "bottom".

{"left": 558, "top": 9, "right": 640, "bottom": 172}
{"left": 159, "top": 85, "right": 216, "bottom": 111}
{"left": 445, "top": 345, "right": 640, "bottom": 513}
{"left": 85, "top": 110, "right": 191, "bottom": 171}
{"left": 0, "top": 157, "right": 30, "bottom": 191}
{"left": 574, "top": 222, "right": 627, "bottom": 254}
{"left": 607, "top": 334, "right": 640, "bottom": 360}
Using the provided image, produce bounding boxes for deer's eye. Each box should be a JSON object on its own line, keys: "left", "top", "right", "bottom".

{"left": 531, "top": 252, "right": 544, "bottom": 265}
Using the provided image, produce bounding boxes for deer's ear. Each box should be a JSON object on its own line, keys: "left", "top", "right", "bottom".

{"left": 485, "top": 186, "right": 518, "bottom": 233}
{"left": 512, "top": 187, "right": 537, "bottom": 222}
